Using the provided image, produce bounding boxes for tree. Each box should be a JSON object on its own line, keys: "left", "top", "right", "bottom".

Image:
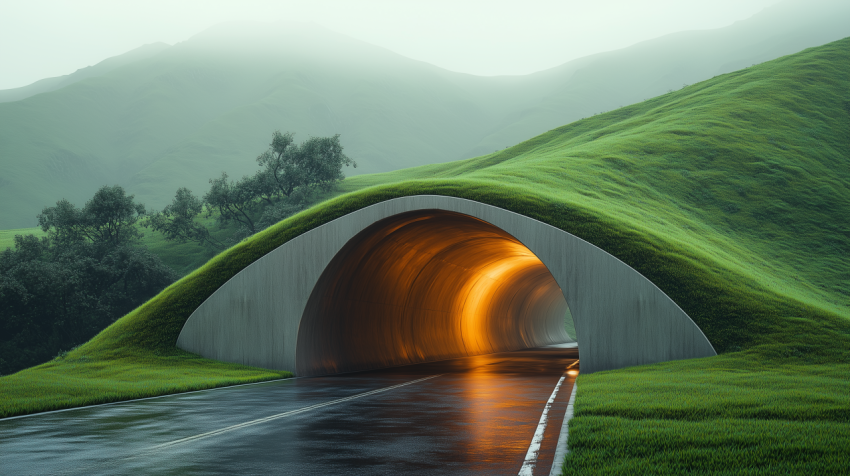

{"left": 255, "top": 131, "right": 298, "bottom": 199}
{"left": 150, "top": 131, "right": 356, "bottom": 246}
{"left": 37, "top": 185, "right": 146, "bottom": 248}
{"left": 2, "top": 186, "right": 176, "bottom": 375}
{"left": 255, "top": 131, "right": 356, "bottom": 201}
{"left": 143, "top": 188, "right": 224, "bottom": 249}
{"left": 203, "top": 172, "right": 260, "bottom": 236}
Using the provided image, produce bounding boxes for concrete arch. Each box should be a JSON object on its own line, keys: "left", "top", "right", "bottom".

{"left": 295, "top": 210, "right": 572, "bottom": 376}
{"left": 177, "top": 196, "right": 716, "bottom": 375}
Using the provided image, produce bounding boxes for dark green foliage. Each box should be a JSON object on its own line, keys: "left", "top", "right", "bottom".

{"left": 204, "top": 172, "right": 261, "bottom": 236}
{"left": 160, "top": 132, "right": 355, "bottom": 242}
{"left": 0, "top": 187, "right": 176, "bottom": 375}
{"left": 38, "top": 185, "right": 146, "bottom": 248}
{"left": 143, "top": 188, "right": 223, "bottom": 249}
{"left": 251, "top": 131, "right": 356, "bottom": 231}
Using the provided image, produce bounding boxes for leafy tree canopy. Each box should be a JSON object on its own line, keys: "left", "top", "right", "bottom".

{"left": 255, "top": 132, "right": 356, "bottom": 200}
{"left": 38, "top": 185, "right": 146, "bottom": 248}
{"left": 151, "top": 131, "right": 356, "bottom": 244}
{"left": 2, "top": 186, "right": 175, "bottom": 376}
{"left": 144, "top": 188, "right": 222, "bottom": 249}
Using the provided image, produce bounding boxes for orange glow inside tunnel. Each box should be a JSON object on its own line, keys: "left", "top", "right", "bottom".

{"left": 295, "top": 210, "right": 572, "bottom": 376}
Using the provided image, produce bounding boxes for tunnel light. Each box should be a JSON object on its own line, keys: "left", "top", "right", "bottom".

{"left": 296, "top": 210, "right": 572, "bottom": 375}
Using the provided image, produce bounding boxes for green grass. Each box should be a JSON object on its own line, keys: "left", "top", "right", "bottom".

{"left": 561, "top": 353, "right": 850, "bottom": 475}
{"left": 0, "top": 349, "right": 291, "bottom": 419}
{"left": 0, "top": 227, "right": 46, "bottom": 251}
{"left": 1, "top": 35, "right": 848, "bottom": 474}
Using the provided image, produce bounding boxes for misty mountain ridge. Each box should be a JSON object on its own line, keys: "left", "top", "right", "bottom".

{"left": 0, "top": 0, "right": 848, "bottom": 228}
{"left": 0, "top": 42, "right": 170, "bottom": 103}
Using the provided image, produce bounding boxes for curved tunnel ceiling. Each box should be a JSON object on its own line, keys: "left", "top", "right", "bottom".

{"left": 177, "top": 195, "right": 716, "bottom": 376}
{"left": 296, "top": 210, "right": 570, "bottom": 376}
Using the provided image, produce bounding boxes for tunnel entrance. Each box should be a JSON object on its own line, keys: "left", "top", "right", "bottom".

{"left": 296, "top": 210, "right": 574, "bottom": 376}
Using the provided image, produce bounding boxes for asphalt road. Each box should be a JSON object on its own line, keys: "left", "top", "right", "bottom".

{"left": 0, "top": 344, "right": 578, "bottom": 475}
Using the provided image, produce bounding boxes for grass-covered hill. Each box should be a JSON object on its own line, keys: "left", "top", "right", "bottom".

{"left": 2, "top": 0, "right": 849, "bottom": 229}
{"left": 2, "top": 30, "right": 849, "bottom": 476}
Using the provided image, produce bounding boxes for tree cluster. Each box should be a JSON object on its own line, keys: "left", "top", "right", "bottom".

{"left": 148, "top": 131, "right": 355, "bottom": 245}
{"left": 1, "top": 131, "right": 354, "bottom": 375}
{"left": 0, "top": 186, "right": 176, "bottom": 375}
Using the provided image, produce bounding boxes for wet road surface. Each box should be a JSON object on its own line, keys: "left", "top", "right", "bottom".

{"left": 1, "top": 345, "right": 578, "bottom": 475}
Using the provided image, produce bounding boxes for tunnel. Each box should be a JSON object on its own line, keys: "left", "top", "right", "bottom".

{"left": 177, "top": 195, "right": 716, "bottom": 375}
{"left": 295, "top": 210, "right": 572, "bottom": 376}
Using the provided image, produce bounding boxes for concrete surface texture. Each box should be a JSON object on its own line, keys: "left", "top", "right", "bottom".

{"left": 177, "top": 195, "right": 716, "bottom": 375}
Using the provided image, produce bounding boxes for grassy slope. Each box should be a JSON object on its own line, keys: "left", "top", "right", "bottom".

{"left": 3, "top": 4, "right": 849, "bottom": 230}
{"left": 2, "top": 36, "right": 848, "bottom": 474}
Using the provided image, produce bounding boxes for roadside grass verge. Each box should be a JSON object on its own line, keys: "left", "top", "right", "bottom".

{"left": 562, "top": 352, "right": 850, "bottom": 475}
{"left": 0, "top": 348, "right": 290, "bottom": 419}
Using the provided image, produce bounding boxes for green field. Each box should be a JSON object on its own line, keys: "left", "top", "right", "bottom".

{"left": 1, "top": 35, "right": 848, "bottom": 475}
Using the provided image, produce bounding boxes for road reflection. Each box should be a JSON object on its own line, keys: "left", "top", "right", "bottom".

{"left": 0, "top": 346, "right": 578, "bottom": 476}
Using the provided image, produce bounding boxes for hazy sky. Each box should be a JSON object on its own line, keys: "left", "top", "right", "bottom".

{"left": 1, "top": 0, "right": 781, "bottom": 90}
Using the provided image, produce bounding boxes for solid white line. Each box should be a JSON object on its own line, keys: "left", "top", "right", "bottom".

{"left": 142, "top": 374, "right": 442, "bottom": 453}
{"left": 548, "top": 382, "right": 578, "bottom": 476}
{"left": 518, "top": 375, "right": 566, "bottom": 476}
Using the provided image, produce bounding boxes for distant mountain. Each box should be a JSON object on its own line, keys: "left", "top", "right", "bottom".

{"left": 0, "top": 0, "right": 848, "bottom": 228}
{"left": 0, "top": 43, "right": 170, "bottom": 103}
{"left": 476, "top": 0, "right": 850, "bottom": 149}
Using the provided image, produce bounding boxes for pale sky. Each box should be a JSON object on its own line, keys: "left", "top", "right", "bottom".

{"left": 0, "top": 0, "right": 781, "bottom": 90}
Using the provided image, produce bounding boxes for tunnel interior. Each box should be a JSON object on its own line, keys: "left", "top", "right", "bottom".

{"left": 295, "top": 210, "right": 574, "bottom": 376}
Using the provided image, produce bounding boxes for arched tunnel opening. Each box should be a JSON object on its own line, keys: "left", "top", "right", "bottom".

{"left": 296, "top": 209, "right": 576, "bottom": 376}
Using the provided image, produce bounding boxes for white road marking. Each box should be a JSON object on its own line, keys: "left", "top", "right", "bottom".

{"left": 142, "top": 374, "right": 442, "bottom": 453}
{"left": 548, "top": 382, "right": 578, "bottom": 476}
{"left": 518, "top": 375, "right": 566, "bottom": 476}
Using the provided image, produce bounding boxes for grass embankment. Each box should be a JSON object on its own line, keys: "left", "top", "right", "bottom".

{"left": 1, "top": 352, "right": 290, "bottom": 418}
{"left": 1, "top": 36, "right": 848, "bottom": 473}
{"left": 562, "top": 354, "right": 850, "bottom": 475}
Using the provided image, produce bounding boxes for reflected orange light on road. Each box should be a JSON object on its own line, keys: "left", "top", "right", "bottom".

{"left": 296, "top": 210, "right": 572, "bottom": 376}
{"left": 454, "top": 365, "right": 530, "bottom": 464}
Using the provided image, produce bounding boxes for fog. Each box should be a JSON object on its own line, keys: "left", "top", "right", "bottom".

{"left": 1, "top": 0, "right": 849, "bottom": 228}
{"left": 0, "top": 0, "right": 783, "bottom": 90}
